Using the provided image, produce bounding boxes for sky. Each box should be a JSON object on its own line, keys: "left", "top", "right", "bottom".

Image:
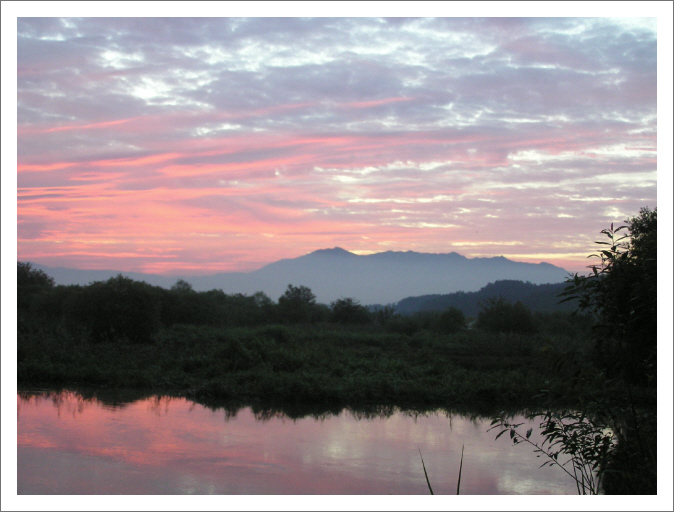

{"left": 6, "top": 6, "right": 671, "bottom": 276}
{"left": 3, "top": 6, "right": 674, "bottom": 509}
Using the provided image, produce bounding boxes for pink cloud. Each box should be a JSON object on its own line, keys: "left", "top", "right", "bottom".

{"left": 15, "top": 17, "right": 658, "bottom": 276}
{"left": 342, "top": 97, "right": 414, "bottom": 109}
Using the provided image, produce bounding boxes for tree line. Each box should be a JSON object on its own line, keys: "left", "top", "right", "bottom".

{"left": 18, "top": 260, "right": 579, "bottom": 345}
{"left": 395, "top": 280, "right": 578, "bottom": 316}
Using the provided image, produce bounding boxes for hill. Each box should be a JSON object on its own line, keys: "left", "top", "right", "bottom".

{"left": 395, "top": 280, "right": 576, "bottom": 316}
{"left": 28, "top": 248, "right": 570, "bottom": 305}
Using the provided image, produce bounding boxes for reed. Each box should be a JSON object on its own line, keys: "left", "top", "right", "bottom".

{"left": 419, "top": 449, "right": 433, "bottom": 495}
{"left": 456, "top": 444, "right": 464, "bottom": 495}
{"left": 419, "top": 443, "right": 464, "bottom": 495}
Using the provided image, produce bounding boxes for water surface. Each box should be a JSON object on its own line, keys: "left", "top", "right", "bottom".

{"left": 17, "top": 390, "right": 578, "bottom": 495}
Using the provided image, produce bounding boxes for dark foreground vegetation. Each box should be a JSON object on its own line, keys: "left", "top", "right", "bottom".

{"left": 17, "top": 208, "right": 656, "bottom": 494}
{"left": 493, "top": 207, "right": 657, "bottom": 494}
{"left": 18, "top": 264, "right": 596, "bottom": 409}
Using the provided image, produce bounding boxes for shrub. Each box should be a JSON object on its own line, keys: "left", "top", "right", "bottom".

{"left": 435, "top": 306, "right": 467, "bottom": 334}
{"left": 386, "top": 313, "right": 434, "bottom": 336}
{"left": 371, "top": 304, "right": 396, "bottom": 325}
{"left": 277, "top": 284, "right": 319, "bottom": 324}
{"left": 17, "top": 262, "right": 55, "bottom": 312}
{"left": 476, "top": 296, "right": 537, "bottom": 334}
{"left": 64, "top": 275, "right": 161, "bottom": 344}
{"left": 330, "top": 298, "right": 371, "bottom": 325}
{"left": 560, "top": 207, "right": 657, "bottom": 385}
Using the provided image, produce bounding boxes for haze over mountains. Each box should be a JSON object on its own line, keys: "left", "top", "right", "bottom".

{"left": 28, "top": 248, "right": 570, "bottom": 305}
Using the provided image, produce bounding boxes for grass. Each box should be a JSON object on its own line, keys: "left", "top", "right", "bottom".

{"left": 420, "top": 444, "right": 464, "bottom": 495}
{"left": 17, "top": 320, "right": 605, "bottom": 412}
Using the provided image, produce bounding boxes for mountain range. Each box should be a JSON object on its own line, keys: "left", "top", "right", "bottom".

{"left": 28, "top": 247, "right": 571, "bottom": 305}
{"left": 395, "top": 280, "right": 577, "bottom": 316}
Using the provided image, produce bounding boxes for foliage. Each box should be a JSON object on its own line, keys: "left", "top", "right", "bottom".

{"left": 330, "top": 297, "right": 371, "bottom": 325}
{"left": 559, "top": 207, "right": 657, "bottom": 385}
{"left": 17, "top": 262, "right": 55, "bottom": 312}
{"left": 18, "top": 319, "right": 601, "bottom": 410}
{"left": 386, "top": 312, "right": 432, "bottom": 335}
{"left": 476, "top": 296, "right": 537, "bottom": 335}
{"left": 17, "top": 262, "right": 55, "bottom": 291}
{"left": 436, "top": 306, "right": 467, "bottom": 334}
{"left": 532, "top": 310, "right": 594, "bottom": 341}
{"left": 600, "top": 401, "right": 657, "bottom": 495}
{"left": 277, "top": 284, "right": 320, "bottom": 324}
{"left": 160, "top": 279, "right": 202, "bottom": 326}
{"left": 396, "top": 280, "right": 577, "bottom": 316}
{"left": 371, "top": 304, "right": 396, "bottom": 325}
{"left": 489, "top": 207, "right": 658, "bottom": 495}
{"left": 490, "top": 411, "right": 615, "bottom": 495}
{"left": 64, "top": 274, "right": 162, "bottom": 344}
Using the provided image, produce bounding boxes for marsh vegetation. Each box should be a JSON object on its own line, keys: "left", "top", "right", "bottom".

{"left": 18, "top": 271, "right": 598, "bottom": 411}
{"left": 16, "top": 208, "right": 657, "bottom": 494}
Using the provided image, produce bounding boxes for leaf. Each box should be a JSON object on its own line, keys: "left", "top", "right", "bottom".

{"left": 526, "top": 428, "right": 533, "bottom": 439}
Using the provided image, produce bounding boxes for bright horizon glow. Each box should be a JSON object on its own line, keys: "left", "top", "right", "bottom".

{"left": 8, "top": 11, "right": 665, "bottom": 279}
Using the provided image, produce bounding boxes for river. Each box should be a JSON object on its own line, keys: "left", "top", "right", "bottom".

{"left": 17, "top": 389, "right": 578, "bottom": 495}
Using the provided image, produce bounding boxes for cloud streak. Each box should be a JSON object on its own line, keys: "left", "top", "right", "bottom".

{"left": 15, "top": 16, "right": 659, "bottom": 275}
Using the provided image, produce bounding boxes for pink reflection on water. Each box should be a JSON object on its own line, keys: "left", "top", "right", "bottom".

{"left": 17, "top": 391, "right": 578, "bottom": 495}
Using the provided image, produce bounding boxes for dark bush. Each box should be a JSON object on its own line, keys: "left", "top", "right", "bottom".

{"left": 278, "top": 284, "right": 321, "bottom": 324}
{"left": 435, "top": 306, "right": 467, "bottom": 334}
{"left": 560, "top": 207, "right": 657, "bottom": 385}
{"left": 386, "top": 313, "right": 435, "bottom": 336}
{"left": 17, "top": 262, "right": 55, "bottom": 312}
{"left": 476, "top": 296, "right": 537, "bottom": 334}
{"left": 64, "top": 275, "right": 161, "bottom": 344}
{"left": 371, "top": 304, "right": 396, "bottom": 325}
{"left": 534, "top": 311, "right": 594, "bottom": 339}
{"left": 36, "top": 285, "right": 83, "bottom": 322}
{"left": 159, "top": 279, "right": 203, "bottom": 326}
{"left": 330, "top": 298, "right": 371, "bottom": 325}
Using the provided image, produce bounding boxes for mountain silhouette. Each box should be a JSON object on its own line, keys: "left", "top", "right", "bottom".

{"left": 395, "top": 280, "right": 577, "bottom": 316}
{"left": 28, "top": 247, "right": 570, "bottom": 305}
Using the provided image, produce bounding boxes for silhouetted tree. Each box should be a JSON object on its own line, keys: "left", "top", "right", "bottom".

{"left": 17, "top": 262, "right": 54, "bottom": 290}
{"left": 476, "top": 296, "right": 537, "bottom": 334}
{"left": 330, "top": 297, "right": 371, "bottom": 325}
{"left": 159, "top": 279, "right": 203, "bottom": 326}
{"left": 435, "top": 306, "right": 467, "bottom": 334}
{"left": 277, "top": 284, "right": 318, "bottom": 324}
{"left": 560, "top": 207, "right": 657, "bottom": 385}
{"left": 17, "top": 262, "right": 54, "bottom": 312}
{"left": 556, "top": 207, "right": 658, "bottom": 494}
{"left": 171, "top": 279, "right": 194, "bottom": 293}
{"left": 372, "top": 304, "right": 396, "bottom": 325}
{"left": 252, "top": 291, "right": 278, "bottom": 324}
{"left": 65, "top": 275, "right": 161, "bottom": 343}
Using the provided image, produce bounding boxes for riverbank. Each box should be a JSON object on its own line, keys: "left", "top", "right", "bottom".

{"left": 17, "top": 321, "right": 658, "bottom": 494}
{"left": 18, "top": 321, "right": 614, "bottom": 412}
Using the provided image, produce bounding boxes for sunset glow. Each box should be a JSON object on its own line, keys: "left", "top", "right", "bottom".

{"left": 12, "top": 11, "right": 663, "bottom": 276}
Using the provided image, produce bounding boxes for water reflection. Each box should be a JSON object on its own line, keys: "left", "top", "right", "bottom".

{"left": 17, "top": 389, "right": 578, "bottom": 495}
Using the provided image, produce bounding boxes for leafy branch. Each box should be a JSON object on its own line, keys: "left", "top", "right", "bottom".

{"left": 489, "top": 411, "right": 615, "bottom": 495}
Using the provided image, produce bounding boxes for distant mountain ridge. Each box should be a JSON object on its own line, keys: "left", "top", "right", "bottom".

{"left": 27, "top": 247, "right": 571, "bottom": 305}
{"left": 395, "top": 280, "right": 577, "bottom": 317}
